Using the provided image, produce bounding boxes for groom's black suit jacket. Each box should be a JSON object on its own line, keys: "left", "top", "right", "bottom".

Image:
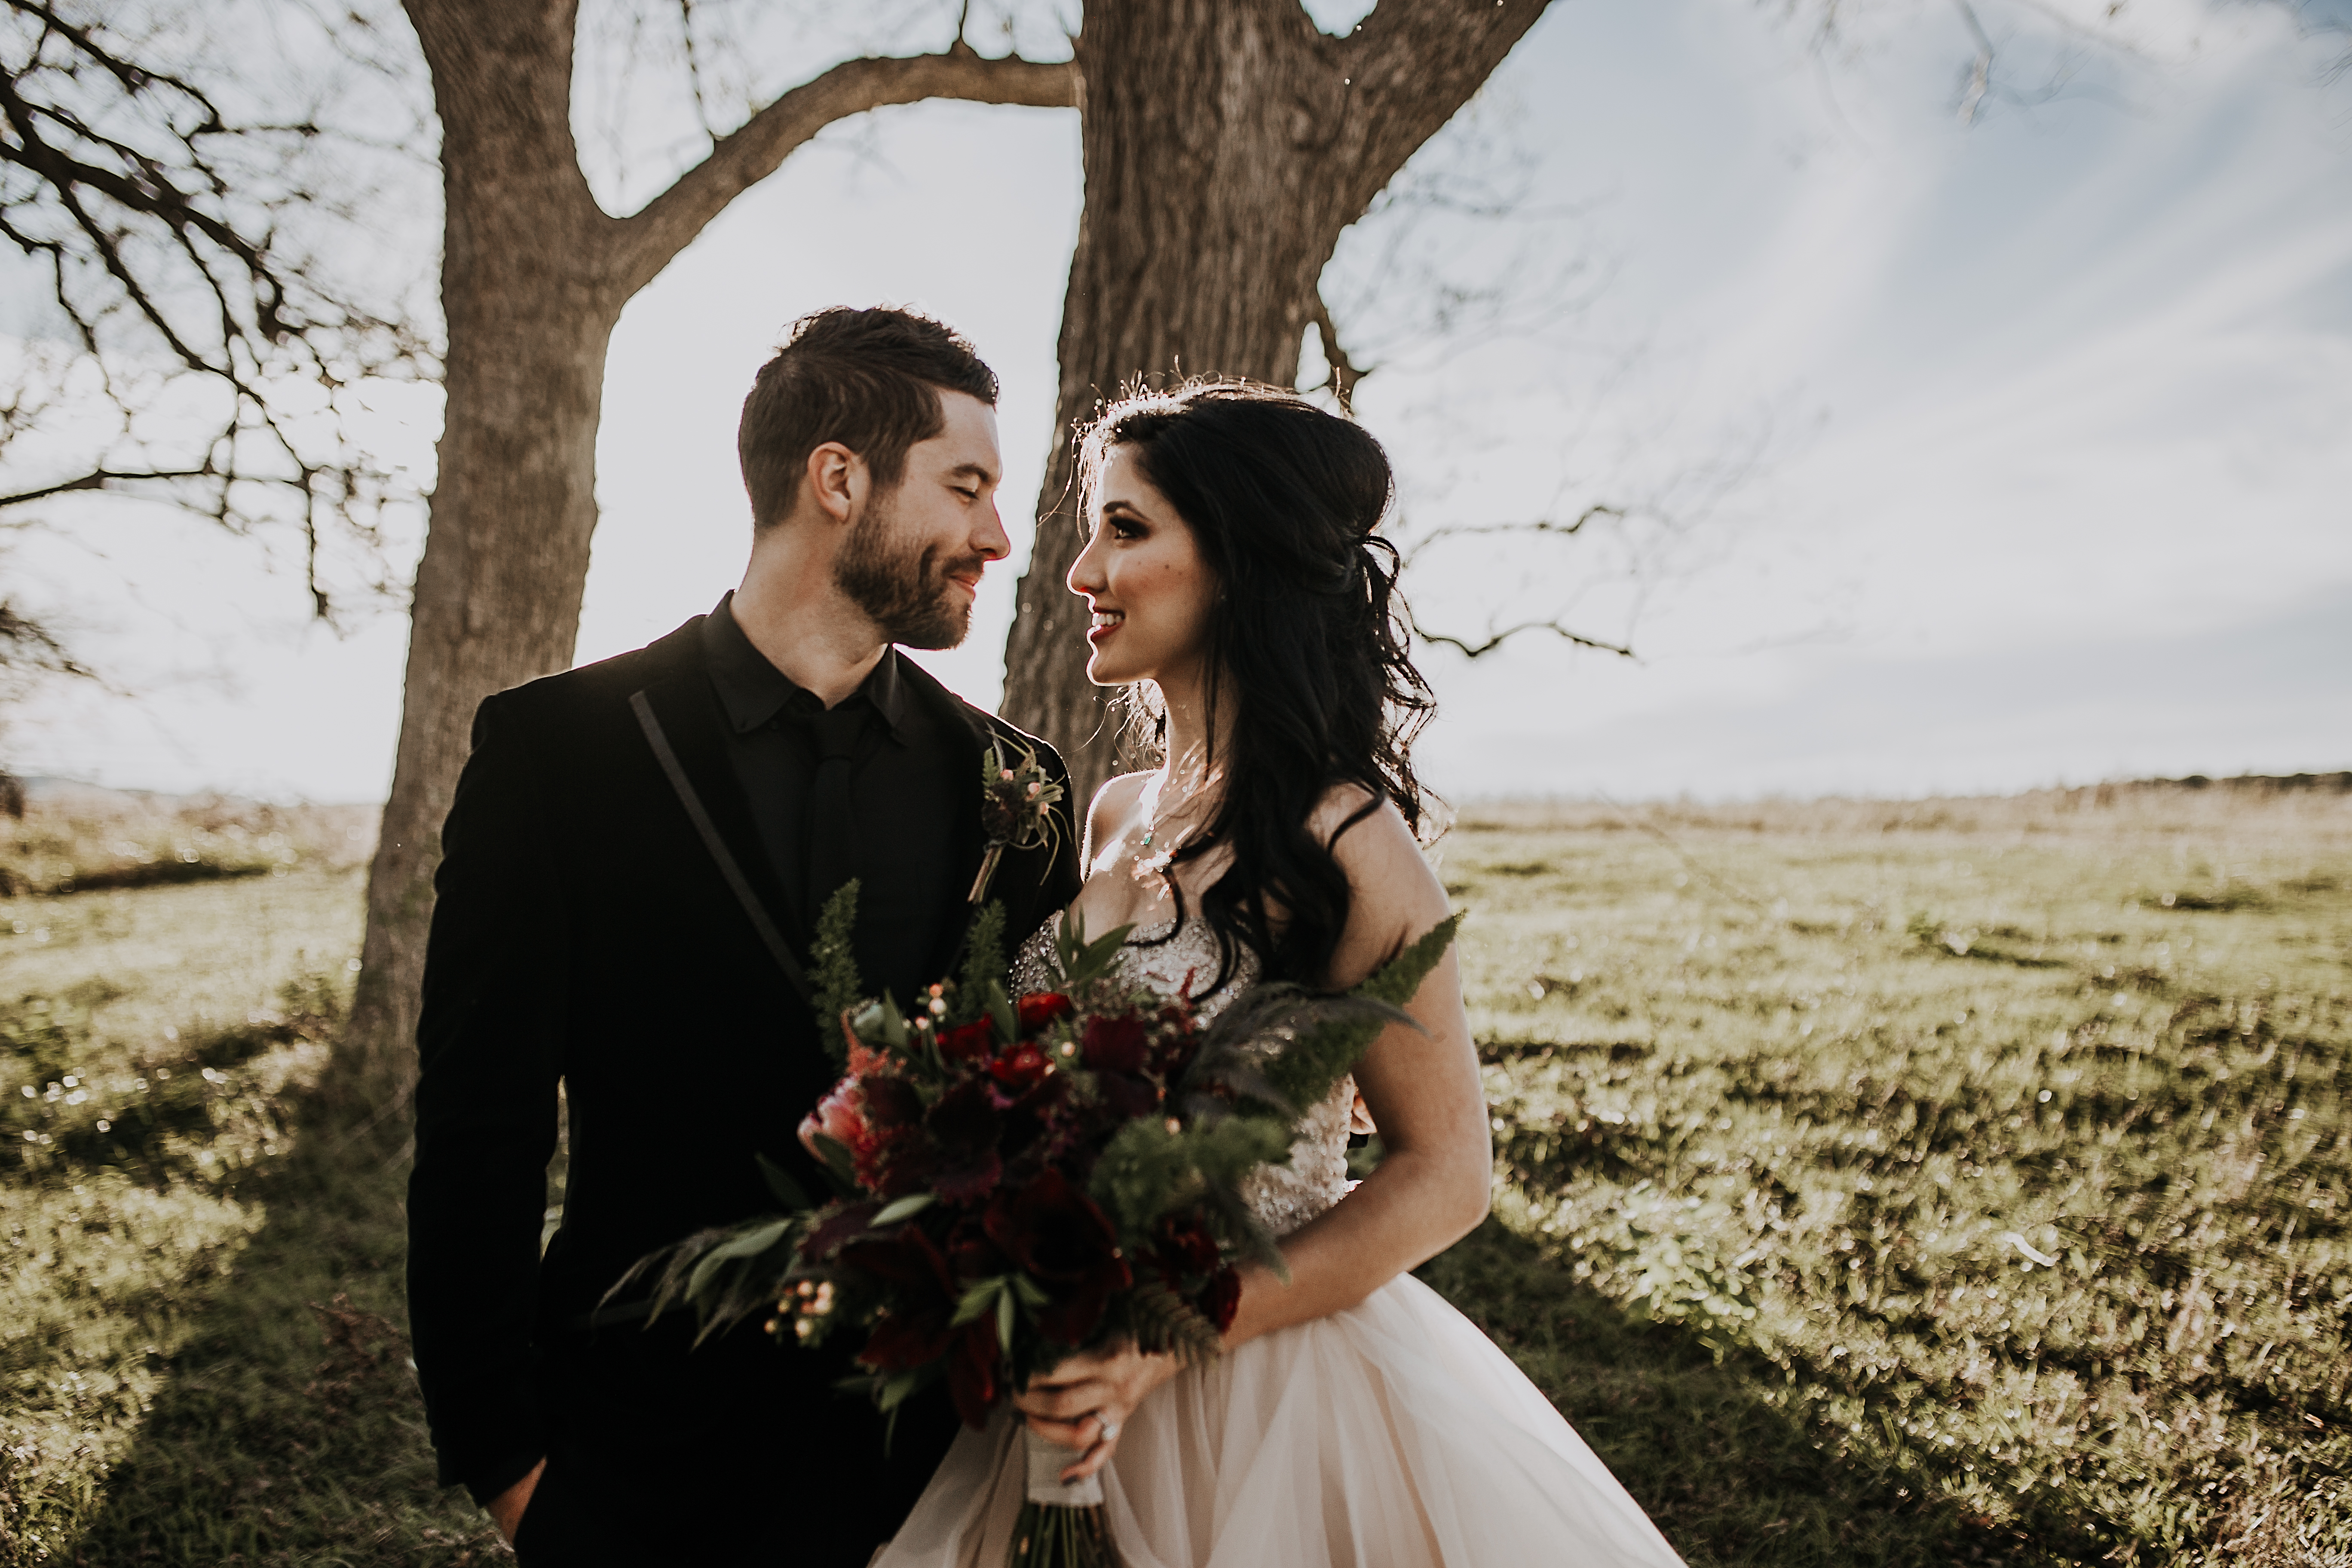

{"left": 406, "top": 614, "right": 1080, "bottom": 1563}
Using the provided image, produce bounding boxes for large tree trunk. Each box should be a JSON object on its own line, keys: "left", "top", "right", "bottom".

{"left": 343, "top": 1, "right": 620, "bottom": 1099}
{"left": 1001, "top": 0, "right": 1553, "bottom": 805}
{"left": 337, "top": 4, "right": 1072, "bottom": 1096}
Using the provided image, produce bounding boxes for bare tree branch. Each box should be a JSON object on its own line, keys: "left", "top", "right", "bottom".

{"left": 1307, "top": 292, "right": 1365, "bottom": 413}
{"left": 1335, "top": 0, "right": 1554, "bottom": 211}
{"left": 1406, "top": 606, "right": 1633, "bottom": 661}
{"left": 1400, "top": 505, "right": 1628, "bottom": 571}
{"left": 613, "top": 45, "right": 1076, "bottom": 295}
{"left": 0, "top": 0, "right": 430, "bottom": 623}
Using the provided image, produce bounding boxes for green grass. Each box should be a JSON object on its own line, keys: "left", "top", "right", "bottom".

{"left": 1435, "top": 793, "right": 2352, "bottom": 1565}
{"left": 0, "top": 823, "right": 499, "bottom": 1567}
{"left": 3, "top": 787, "right": 2348, "bottom": 1565}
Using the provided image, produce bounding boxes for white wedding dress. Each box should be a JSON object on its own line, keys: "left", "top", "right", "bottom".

{"left": 872, "top": 916, "right": 1689, "bottom": 1568}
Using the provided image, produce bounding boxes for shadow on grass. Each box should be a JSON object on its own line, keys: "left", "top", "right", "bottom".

{"left": 68, "top": 1099, "right": 501, "bottom": 1568}
{"left": 1417, "top": 1221, "right": 2041, "bottom": 1568}
{"left": 72, "top": 1108, "right": 2046, "bottom": 1567}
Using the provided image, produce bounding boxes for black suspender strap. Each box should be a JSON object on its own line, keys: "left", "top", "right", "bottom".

{"left": 629, "top": 689, "right": 812, "bottom": 1004}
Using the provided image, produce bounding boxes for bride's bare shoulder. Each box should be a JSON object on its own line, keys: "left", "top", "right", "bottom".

{"left": 1312, "top": 785, "right": 1449, "bottom": 933}
{"left": 1083, "top": 771, "right": 1155, "bottom": 865}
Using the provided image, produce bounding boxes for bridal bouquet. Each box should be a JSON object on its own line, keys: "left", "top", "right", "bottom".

{"left": 626, "top": 889, "right": 1457, "bottom": 1566}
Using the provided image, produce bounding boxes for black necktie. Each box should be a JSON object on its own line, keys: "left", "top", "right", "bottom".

{"left": 804, "top": 701, "right": 867, "bottom": 919}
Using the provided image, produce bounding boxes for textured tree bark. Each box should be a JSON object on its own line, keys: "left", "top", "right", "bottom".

{"left": 340, "top": 1, "right": 1072, "bottom": 1096}
{"left": 345, "top": 0, "right": 617, "bottom": 1105}
{"left": 1000, "top": 0, "right": 1553, "bottom": 807}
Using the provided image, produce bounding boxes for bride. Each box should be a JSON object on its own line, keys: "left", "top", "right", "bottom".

{"left": 877, "top": 382, "right": 1686, "bottom": 1567}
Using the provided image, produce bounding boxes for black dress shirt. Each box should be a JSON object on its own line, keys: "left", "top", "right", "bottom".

{"left": 701, "top": 595, "right": 965, "bottom": 1005}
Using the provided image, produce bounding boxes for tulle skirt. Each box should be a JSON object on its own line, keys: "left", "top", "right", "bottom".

{"left": 872, "top": 1272, "right": 1688, "bottom": 1568}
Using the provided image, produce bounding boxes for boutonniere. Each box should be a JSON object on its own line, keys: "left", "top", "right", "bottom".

{"left": 968, "top": 738, "right": 1065, "bottom": 904}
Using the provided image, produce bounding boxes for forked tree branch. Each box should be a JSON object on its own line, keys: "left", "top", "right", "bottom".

{"left": 1335, "top": 0, "right": 1555, "bottom": 208}
{"left": 1407, "top": 607, "right": 1633, "bottom": 661}
{"left": 0, "top": 0, "right": 426, "bottom": 622}
{"left": 1401, "top": 505, "right": 1627, "bottom": 569}
{"left": 0, "top": 466, "right": 220, "bottom": 509}
{"left": 1308, "top": 293, "right": 1366, "bottom": 413}
{"left": 615, "top": 47, "right": 1076, "bottom": 295}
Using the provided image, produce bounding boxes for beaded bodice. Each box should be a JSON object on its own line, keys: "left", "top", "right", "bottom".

{"left": 1011, "top": 913, "right": 1354, "bottom": 1239}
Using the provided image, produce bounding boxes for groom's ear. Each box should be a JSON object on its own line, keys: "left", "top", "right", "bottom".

{"left": 793, "top": 440, "right": 867, "bottom": 531}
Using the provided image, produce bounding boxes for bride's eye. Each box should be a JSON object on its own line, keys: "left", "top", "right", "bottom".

{"left": 1109, "top": 517, "right": 1145, "bottom": 541}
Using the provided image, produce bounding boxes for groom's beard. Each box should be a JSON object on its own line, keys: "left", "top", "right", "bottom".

{"left": 833, "top": 490, "right": 984, "bottom": 650}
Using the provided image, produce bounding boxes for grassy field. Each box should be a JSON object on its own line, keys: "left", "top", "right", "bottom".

{"left": 2, "top": 784, "right": 2347, "bottom": 1565}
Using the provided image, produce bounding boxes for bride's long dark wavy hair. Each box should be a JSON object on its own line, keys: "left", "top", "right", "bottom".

{"left": 1077, "top": 380, "right": 1439, "bottom": 990}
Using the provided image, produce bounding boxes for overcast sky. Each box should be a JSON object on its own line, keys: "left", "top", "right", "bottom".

{"left": 6, "top": 0, "right": 2348, "bottom": 802}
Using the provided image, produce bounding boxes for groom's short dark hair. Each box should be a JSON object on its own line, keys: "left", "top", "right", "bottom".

{"left": 738, "top": 306, "right": 999, "bottom": 530}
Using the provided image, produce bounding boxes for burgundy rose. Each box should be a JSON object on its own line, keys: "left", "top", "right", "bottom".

{"left": 937, "top": 1019, "right": 996, "bottom": 1063}
{"left": 844, "top": 1228, "right": 1009, "bottom": 1429}
{"left": 1015, "top": 993, "right": 1074, "bottom": 1034}
{"left": 1080, "top": 1012, "right": 1149, "bottom": 1075}
{"left": 997, "top": 1072, "right": 1070, "bottom": 1154}
{"left": 845, "top": 1227, "right": 959, "bottom": 1372}
{"left": 988, "top": 1042, "right": 1052, "bottom": 1094}
{"left": 946, "top": 1219, "right": 1011, "bottom": 1282}
{"left": 983, "top": 1169, "right": 1131, "bottom": 1346}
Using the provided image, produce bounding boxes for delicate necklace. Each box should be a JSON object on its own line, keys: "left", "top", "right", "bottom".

{"left": 1133, "top": 766, "right": 1209, "bottom": 884}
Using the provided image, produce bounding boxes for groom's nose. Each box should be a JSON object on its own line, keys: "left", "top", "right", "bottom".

{"left": 975, "top": 496, "right": 1011, "bottom": 562}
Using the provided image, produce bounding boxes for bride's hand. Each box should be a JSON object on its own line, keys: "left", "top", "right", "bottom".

{"left": 1012, "top": 1342, "right": 1179, "bottom": 1482}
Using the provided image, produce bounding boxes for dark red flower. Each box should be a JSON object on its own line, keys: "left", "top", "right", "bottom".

{"left": 844, "top": 1223, "right": 1009, "bottom": 1428}
{"left": 1081, "top": 1012, "right": 1149, "bottom": 1075}
{"left": 989, "top": 1042, "right": 1052, "bottom": 1093}
{"left": 1016, "top": 993, "right": 1074, "bottom": 1034}
{"left": 947, "top": 1219, "right": 1010, "bottom": 1282}
{"left": 1200, "top": 1264, "right": 1242, "bottom": 1333}
{"left": 947, "top": 1318, "right": 1001, "bottom": 1429}
{"left": 938, "top": 1018, "right": 996, "bottom": 1063}
{"left": 1096, "top": 1073, "right": 1158, "bottom": 1123}
{"left": 926, "top": 1077, "right": 1003, "bottom": 1157}
{"left": 933, "top": 1149, "right": 1003, "bottom": 1205}
{"left": 983, "top": 1169, "right": 1131, "bottom": 1346}
{"left": 860, "top": 1075, "right": 922, "bottom": 1129}
{"left": 1151, "top": 1214, "right": 1221, "bottom": 1280}
{"left": 864, "top": 1125, "right": 940, "bottom": 1198}
{"left": 845, "top": 1227, "right": 959, "bottom": 1371}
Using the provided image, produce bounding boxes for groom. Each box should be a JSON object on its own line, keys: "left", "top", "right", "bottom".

{"left": 406, "top": 306, "right": 1081, "bottom": 1565}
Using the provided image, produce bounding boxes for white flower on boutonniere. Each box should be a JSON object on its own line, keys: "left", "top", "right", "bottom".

{"left": 968, "top": 739, "right": 1065, "bottom": 904}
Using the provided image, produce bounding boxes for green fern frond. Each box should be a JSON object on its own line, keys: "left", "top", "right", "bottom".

{"left": 1125, "top": 1277, "right": 1225, "bottom": 1366}
{"left": 950, "top": 900, "right": 1008, "bottom": 1026}
{"left": 1259, "top": 913, "right": 1462, "bottom": 1112}
{"left": 813, "top": 879, "right": 864, "bottom": 1063}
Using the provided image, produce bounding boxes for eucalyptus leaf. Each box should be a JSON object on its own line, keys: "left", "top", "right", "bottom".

{"left": 952, "top": 1276, "right": 1004, "bottom": 1328}
{"left": 873, "top": 1191, "right": 936, "bottom": 1226}
{"left": 807, "top": 1132, "right": 858, "bottom": 1193}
